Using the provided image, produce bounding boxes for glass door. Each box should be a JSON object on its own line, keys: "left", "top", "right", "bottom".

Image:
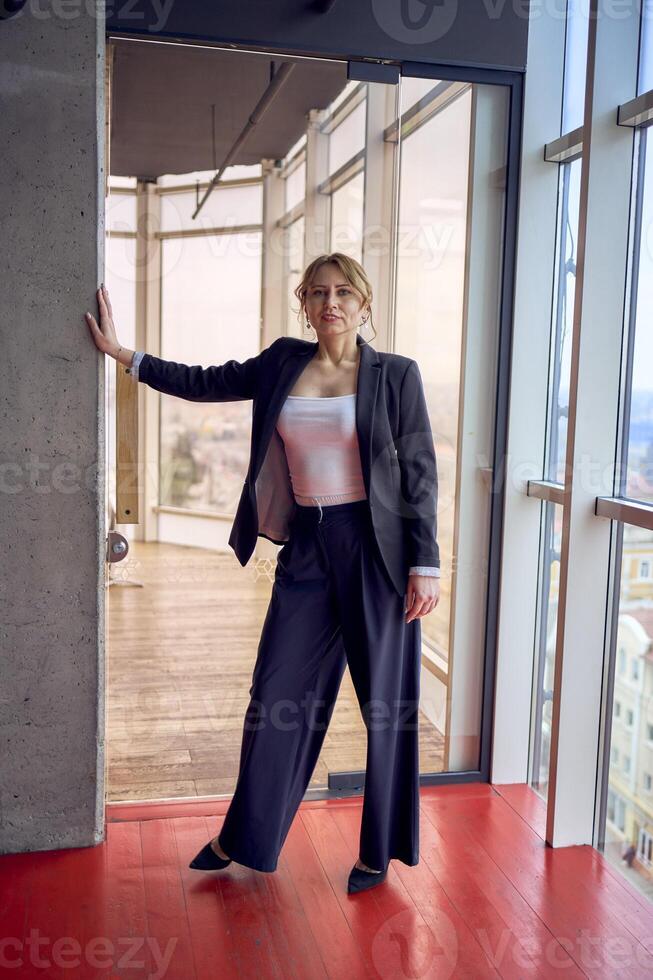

{"left": 393, "top": 75, "right": 510, "bottom": 776}
{"left": 318, "top": 71, "right": 511, "bottom": 793}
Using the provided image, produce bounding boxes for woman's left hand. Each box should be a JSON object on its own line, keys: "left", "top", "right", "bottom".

{"left": 405, "top": 575, "right": 440, "bottom": 623}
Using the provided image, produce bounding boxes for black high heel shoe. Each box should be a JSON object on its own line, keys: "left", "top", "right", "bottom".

{"left": 347, "top": 862, "right": 388, "bottom": 894}
{"left": 189, "top": 841, "right": 232, "bottom": 871}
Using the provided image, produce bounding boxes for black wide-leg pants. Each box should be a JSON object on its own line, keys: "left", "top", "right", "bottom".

{"left": 217, "top": 498, "right": 421, "bottom": 873}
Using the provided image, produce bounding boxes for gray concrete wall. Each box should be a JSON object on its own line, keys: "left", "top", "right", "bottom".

{"left": 0, "top": 4, "right": 105, "bottom": 852}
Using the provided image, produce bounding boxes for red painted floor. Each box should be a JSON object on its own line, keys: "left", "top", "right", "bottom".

{"left": 2, "top": 783, "right": 653, "bottom": 978}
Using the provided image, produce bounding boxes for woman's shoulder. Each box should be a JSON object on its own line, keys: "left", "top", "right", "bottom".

{"left": 256, "top": 336, "right": 313, "bottom": 367}
{"left": 378, "top": 350, "right": 413, "bottom": 368}
{"left": 377, "top": 349, "right": 416, "bottom": 379}
{"left": 269, "top": 336, "right": 310, "bottom": 348}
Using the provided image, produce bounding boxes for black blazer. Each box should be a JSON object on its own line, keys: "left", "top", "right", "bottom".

{"left": 135, "top": 332, "right": 440, "bottom": 597}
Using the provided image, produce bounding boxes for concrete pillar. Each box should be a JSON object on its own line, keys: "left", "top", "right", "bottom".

{"left": 0, "top": 7, "right": 106, "bottom": 852}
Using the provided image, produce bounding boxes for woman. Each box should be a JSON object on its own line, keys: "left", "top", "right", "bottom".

{"left": 85, "top": 253, "right": 440, "bottom": 894}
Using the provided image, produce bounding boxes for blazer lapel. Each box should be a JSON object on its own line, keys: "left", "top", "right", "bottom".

{"left": 252, "top": 340, "right": 318, "bottom": 478}
{"left": 354, "top": 333, "right": 381, "bottom": 496}
{"left": 253, "top": 333, "right": 381, "bottom": 493}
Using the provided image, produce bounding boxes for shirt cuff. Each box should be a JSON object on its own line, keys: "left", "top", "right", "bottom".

{"left": 126, "top": 350, "right": 145, "bottom": 382}
{"left": 408, "top": 566, "right": 440, "bottom": 577}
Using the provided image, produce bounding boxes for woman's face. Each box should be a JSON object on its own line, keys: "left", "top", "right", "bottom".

{"left": 304, "top": 263, "right": 369, "bottom": 340}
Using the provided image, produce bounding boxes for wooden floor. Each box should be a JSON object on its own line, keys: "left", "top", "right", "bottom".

{"left": 107, "top": 540, "right": 445, "bottom": 802}
{"left": 3, "top": 784, "right": 653, "bottom": 979}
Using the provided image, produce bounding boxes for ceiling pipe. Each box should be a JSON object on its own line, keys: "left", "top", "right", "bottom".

{"left": 192, "top": 60, "right": 296, "bottom": 220}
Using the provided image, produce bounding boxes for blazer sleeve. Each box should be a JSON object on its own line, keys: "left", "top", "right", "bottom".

{"left": 134, "top": 346, "right": 268, "bottom": 402}
{"left": 396, "top": 360, "right": 440, "bottom": 570}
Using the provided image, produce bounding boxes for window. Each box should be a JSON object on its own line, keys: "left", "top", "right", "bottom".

{"left": 639, "top": 830, "right": 653, "bottom": 866}
{"left": 619, "top": 647, "right": 626, "bottom": 676}
{"left": 531, "top": 502, "right": 562, "bottom": 799}
{"left": 329, "top": 172, "right": 364, "bottom": 262}
{"left": 599, "top": 16, "right": 653, "bottom": 893}
{"left": 393, "top": 76, "right": 509, "bottom": 777}
{"left": 394, "top": 84, "right": 472, "bottom": 667}
{"left": 159, "top": 183, "right": 262, "bottom": 235}
{"left": 285, "top": 159, "right": 306, "bottom": 213}
{"left": 621, "top": 130, "right": 653, "bottom": 506}
{"left": 400, "top": 77, "right": 442, "bottom": 112}
{"left": 106, "top": 186, "right": 137, "bottom": 235}
{"left": 327, "top": 98, "right": 366, "bottom": 176}
{"left": 638, "top": 7, "right": 653, "bottom": 95}
{"left": 159, "top": 229, "right": 262, "bottom": 514}
{"left": 616, "top": 797, "right": 626, "bottom": 833}
{"left": 608, "top": 792, "right": 627, "bottom": 833}
{"left": 545, "top": 159, "right": 581, "bottom": 484}
{"left": 561, "top": 0, "right": 590, "bottom": 134}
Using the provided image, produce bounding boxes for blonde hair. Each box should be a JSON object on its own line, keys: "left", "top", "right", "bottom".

{"left": 292, "top": 252, "right": 377, "bottom": 343}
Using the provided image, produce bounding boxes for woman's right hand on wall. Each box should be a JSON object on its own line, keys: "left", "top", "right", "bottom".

{"left": 85, "top": 285, "right": 134, "bottom": 366}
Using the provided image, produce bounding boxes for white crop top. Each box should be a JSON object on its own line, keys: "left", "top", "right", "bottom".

{"left": 276, "top": 394, "right": 366, "bottom": 507}
{"left": 276, "top": 393, "right": 439, "bottom": 578}
{"left": 127, "top": 359, "right": 440, "bottom": 579}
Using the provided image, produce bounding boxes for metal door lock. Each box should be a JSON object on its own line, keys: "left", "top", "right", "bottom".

{"left": 106, "top": 530, "right": 129, "bottom": 563}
